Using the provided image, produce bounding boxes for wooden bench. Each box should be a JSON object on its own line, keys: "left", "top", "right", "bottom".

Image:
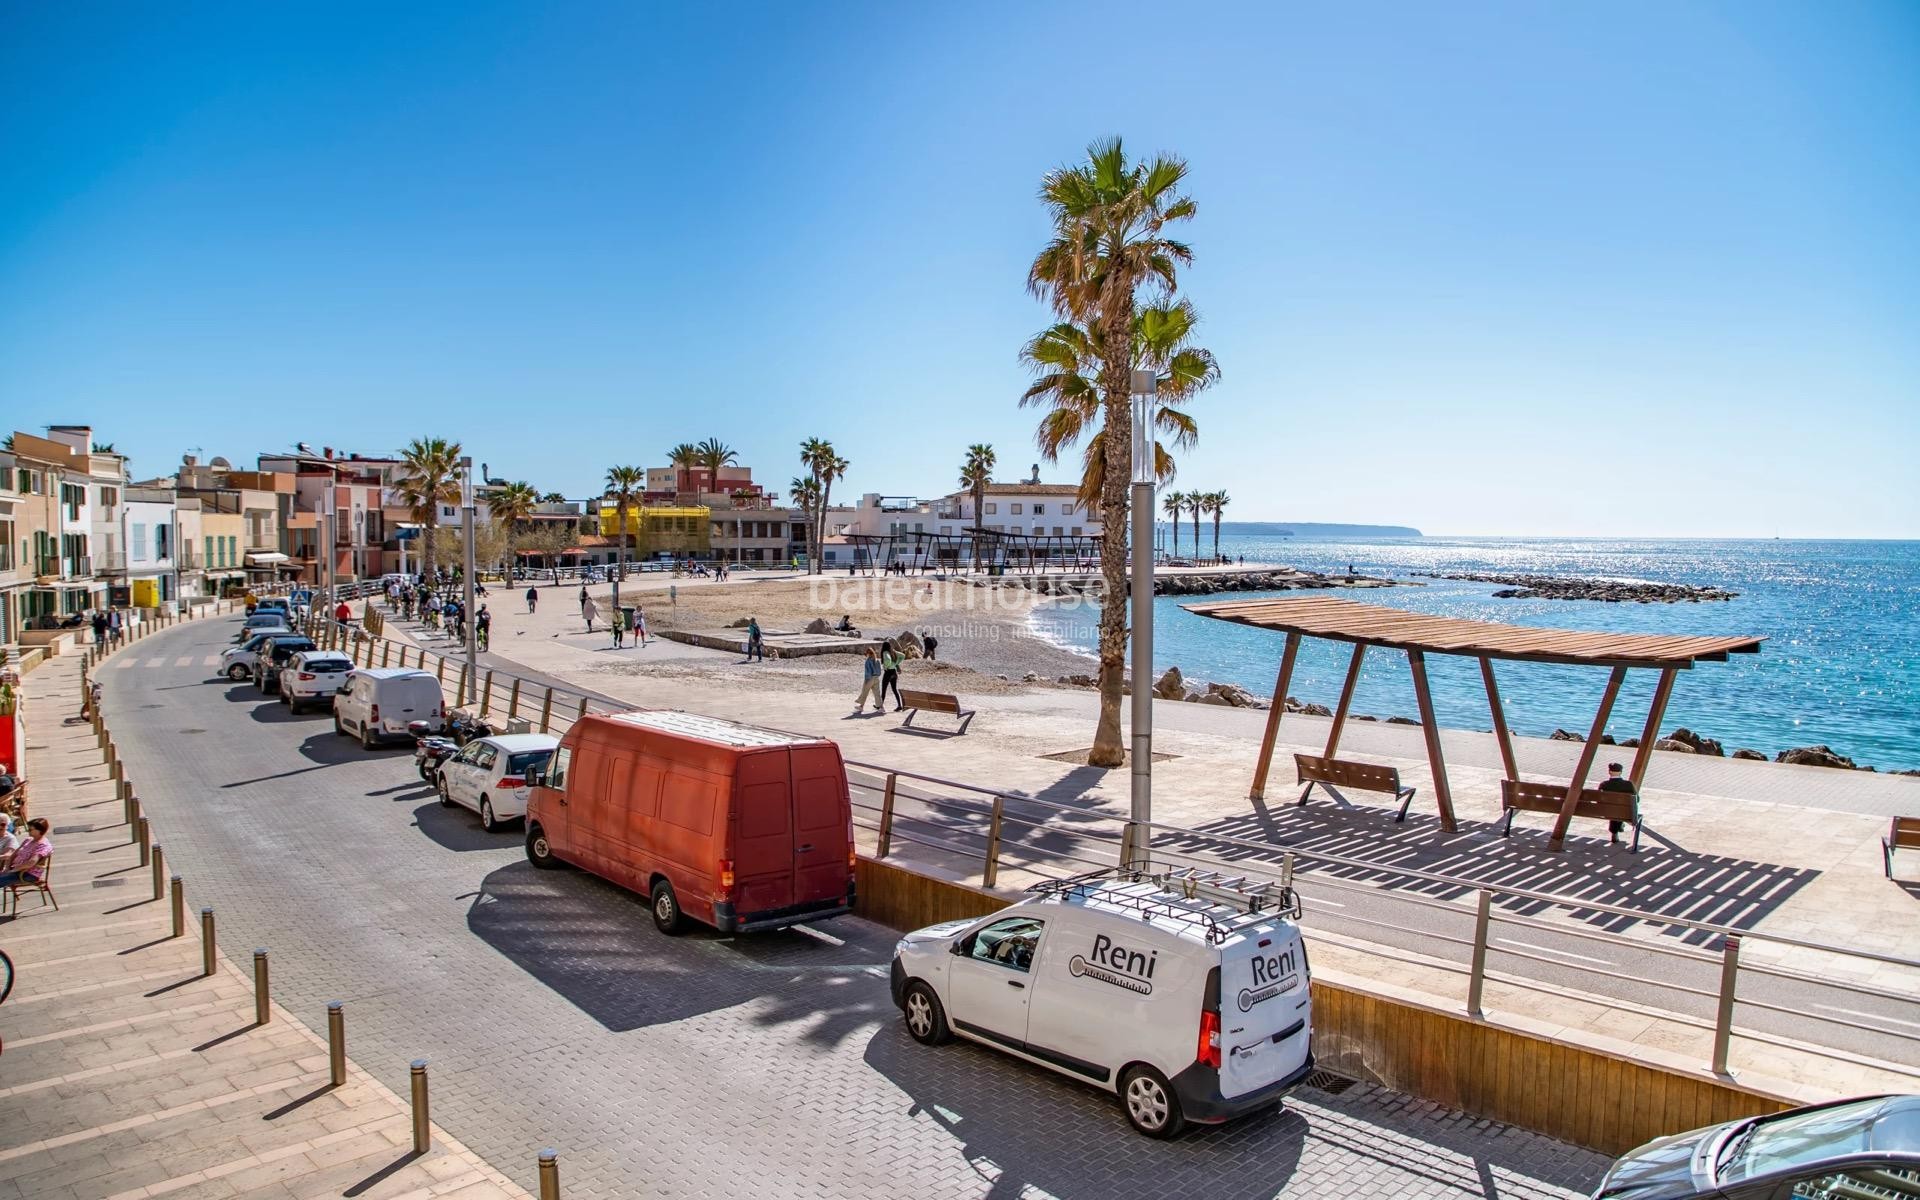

{"left": 1501, "top": 779, "right": 1642, "bottom": 852}
{"left": 1885, "top": 817, "right": 1920, "bottom": 879}
{"left": 1294, "top": 754, "right": 1417, "bottom": 822}
{"left": 898, "top": 689, "right": 975, "bottom": 734}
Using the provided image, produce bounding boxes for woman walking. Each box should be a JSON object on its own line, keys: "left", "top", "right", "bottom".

{"left": 611, "top": 606, "right": 626, "bottom": 648}
{"left": 582, "top": 593, "right": 599, "bottom": 634}
{"left": 853, "top": 648, "right": 884, "bottom": 715}
{"left": 880, "top": 644, "right": 904, "bottom": 711}
{"left": 633, "top": 605, "right": 648, "bottom": 646}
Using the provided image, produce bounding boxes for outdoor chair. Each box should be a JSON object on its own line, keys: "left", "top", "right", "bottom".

{"left": 3, "top": 853, "right": 57, "bottom": 916}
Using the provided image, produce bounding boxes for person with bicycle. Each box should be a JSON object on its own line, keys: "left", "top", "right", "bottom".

{"left": 476, "top": 604, "right": 491, "bottom": 651}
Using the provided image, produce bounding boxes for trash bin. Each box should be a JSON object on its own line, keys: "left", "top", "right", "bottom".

{"left": 621, "top": 606, "right": 637, "bottom": 631}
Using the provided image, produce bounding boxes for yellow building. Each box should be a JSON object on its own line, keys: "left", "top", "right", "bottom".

{"left": 596, "top": 504, "right": 710, "bottom": 558}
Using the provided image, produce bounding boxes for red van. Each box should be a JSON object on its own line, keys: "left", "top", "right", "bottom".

{"left": 524, "top": 711, "right": 856, "bottom": 935}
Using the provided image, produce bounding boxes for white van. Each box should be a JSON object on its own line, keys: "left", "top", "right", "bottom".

{"left": 332, "top": 668, "right": 445, "bottom": 748}
{"left": 889, "top": 864, "right": 1313, "bottom": 1137}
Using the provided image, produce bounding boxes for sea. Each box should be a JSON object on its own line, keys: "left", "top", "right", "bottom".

{"left": 1026, "top": 532, "right": 1920, "bottom": 772}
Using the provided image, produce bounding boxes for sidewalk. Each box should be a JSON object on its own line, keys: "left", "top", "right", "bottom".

{"left": 2, "top": 644, "right": 531, "bottom": 1200}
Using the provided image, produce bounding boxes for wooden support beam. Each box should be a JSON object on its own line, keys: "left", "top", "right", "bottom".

{"left": 1406, "top": 649, "right": 1458, "bottom": 832}
{"left": 1628, "top": 667, "right": 1678, "bottom": 789}
{"left": 1479, "top": 656, "right": 1519, "bottom": 782}
{"left": 1249, "top": 632, "right": 1302, "bottom": 802}
{"left": 1323, "top": 644, "right": 1367, "bottom": 760}
{"left": 1548, "top": 665, "right": 1628, "bottom": 851}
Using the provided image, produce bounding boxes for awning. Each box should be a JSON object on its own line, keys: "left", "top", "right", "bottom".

{"left": 245, "top": 552, "right": 291, "bottom": 564}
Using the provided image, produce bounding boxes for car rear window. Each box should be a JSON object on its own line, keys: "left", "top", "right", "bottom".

{"left": 305, "top": 657, "right": 351, "bottom": 671}
{"left": 506, "top": 750, "right": 553, "bottom": 775}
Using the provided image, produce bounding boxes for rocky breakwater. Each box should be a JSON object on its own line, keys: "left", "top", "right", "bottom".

{"left": 1413, "top": 571, "right": 1737, "bottom": 603}
{"left": 1009, "top": 567, "right": 1404, "bottom": 600}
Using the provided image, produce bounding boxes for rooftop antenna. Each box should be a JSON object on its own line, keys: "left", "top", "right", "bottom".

{"left": 296, "top": 442, "right": 313, "bottom": 455}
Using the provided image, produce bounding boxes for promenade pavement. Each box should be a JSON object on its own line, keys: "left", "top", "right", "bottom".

{"left": 69, "top": 613, "right": 1612, "bottom": 1199}
{"left": 1, "top": 641, "right": 529, "bottom": 1200}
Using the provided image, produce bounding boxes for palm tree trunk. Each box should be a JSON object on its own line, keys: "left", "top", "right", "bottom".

{"left": 1212, "top": 513, "right": 1222, "bottom": 561}
{"left": 972, "top": 482, "right": 985, "bottom": 571}
{"left": 1089, "top": 278, "right": 1133, "bottom": 769}
{"left": 1169, "top": 511, "right": 1178, "bottom": 557}
{"left": 816, "top": 479, "right": 833, "bottom": 576}
{"left": 1192, "top": 510, "right": 1201, "bottom": 563}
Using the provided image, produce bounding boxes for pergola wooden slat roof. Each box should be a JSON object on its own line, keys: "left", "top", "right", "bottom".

{"left": 1181, "top": 594, "right": 1764, "bottom": 851}
{"left": 1182, "top": 596, "right": 1763, "bottom": 670}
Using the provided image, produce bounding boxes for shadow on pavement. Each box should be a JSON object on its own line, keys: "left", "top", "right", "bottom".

{"left": 468, "top": 860, "right": 891, "bottom": 1037}
{"left": 411, "top": 799, "right": 514, "bottom": 853}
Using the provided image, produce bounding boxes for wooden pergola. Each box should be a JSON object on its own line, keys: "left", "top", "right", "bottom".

{"left": 1184, "top": 596, "right": 1764, "bottom": 851}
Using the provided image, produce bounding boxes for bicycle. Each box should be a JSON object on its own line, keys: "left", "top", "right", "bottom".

{"left": 0, "top": 947, "right": 14, "bottom": 1006}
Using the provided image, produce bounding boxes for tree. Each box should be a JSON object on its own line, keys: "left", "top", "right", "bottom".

{"left": 1026, "top": 138, "right": 1199, "bottom": 767}
{"left": 1162, "top": 491, "right": 1185, "bottom": 556}
{"left": 490, "top": 480, "right": 539, "bottom": 572}
{"left": 604, "top": 466, "right": 645, "bottom": 593}
{"left": 394, "top": 437, "right": 463, "bottom": 583}
{"left": 799, "top": 439, "right": 846, "bottom": 575}
{"left": 788, "top": 476, "right": 821, "bottom": 567}
{"left": 666, "top": 443, "right": 700, "bottom": 495}
{"left": 1190, "top": 489, "right": 1203, "bottom": 560}
{"left": 541, "top": 491, "right": 565, "bottom": 503}
{"left": 959, "top": 444, "right": 996, "bottom": 570}
{"left": 1203, "top": 490, "right": 1229, "bottom": 561}
{"left": 695, "top": 438, "right": 737, "bottom": 497}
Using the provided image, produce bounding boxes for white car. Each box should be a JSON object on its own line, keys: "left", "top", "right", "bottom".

{"left": 278, "top": 650, "right": 354, "bottom": 713}
{"left": 219, "top": 630, "right": 292, "bottom": 681}
{"left": 436, "top": 734, "right": 558, "bottom": 831}
{"left": 889, "top": 865, "right": 1314, "bottom": 1138}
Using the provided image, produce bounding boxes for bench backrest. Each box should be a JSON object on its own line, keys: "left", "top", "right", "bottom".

{"left": 1295, "top": 754, "right": 1403, "bottom": 795}
{"left": 1891, "top": 817, "right": 1920, "bottom": 849}
{"left": 899, "top": 690, "right": 961, "bottom": 714}
{"left": 1502, "top": 779, "right": 1637, "bottom": 822}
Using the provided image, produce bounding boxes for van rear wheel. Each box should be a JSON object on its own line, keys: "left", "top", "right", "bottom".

{"left": 902, "top": 982, "right": 951, "bottom": 1046}
{"left": 1119, "top": 1064, "right": 1187, "bottom": 1138}
{"left": 649, "top": 880, "right": 686, "bottom": 936}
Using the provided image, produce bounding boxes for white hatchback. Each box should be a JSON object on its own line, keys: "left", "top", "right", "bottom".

{"left": 278, "top": 650, "right": 354, "bottom": 713}
{"left": 436, "top": 734, "right": 558, "bottom": 831}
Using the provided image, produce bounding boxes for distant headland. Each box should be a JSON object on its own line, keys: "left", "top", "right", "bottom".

{"left": 1219, "top": 521, "right": 1424, "bottom": 539}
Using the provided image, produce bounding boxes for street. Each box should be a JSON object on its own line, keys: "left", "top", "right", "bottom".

{"left": 94, "top": 612, "right": 1607, "bottom": 1199}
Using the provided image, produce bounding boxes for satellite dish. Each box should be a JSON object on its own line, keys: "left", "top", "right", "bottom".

{"left": 296, "top": 442, "right": 313, "bottom": 454}
{"left": 210, "top": 456, "right": 232, "bottom": 469}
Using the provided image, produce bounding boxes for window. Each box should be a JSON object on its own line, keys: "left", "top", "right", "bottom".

{"left": 1072, "top": 526, "right": 1082, "bottom": 537}
{"left": 1010, "top": 502, "right": 1024, "bottom": 515}
{"left": 17, "top": 468, "right": 44, "bottom": 495}
{"left": 1033, "top": 504, "right": 1045, "bottom": 515}
{"left": 131, "top": 523, "right": 147, "bottom": 561}
{"left": 61, "top": 483, "right": 85, "bottom": 520}
{"left": 227, "top": 535, "right": 238, "bottom": 566}
{"left": 205, "top": 536, "right": 215, "bottom": 569}
{"left": 1053, "top": 526, "right": 1064, "bottom": 536}
{"left": 98, "top": 485, "right": 119, "bottom": 508}
{"left": 1063, "top": 504, "right": 1076, "bottom": 517}
{"left": 984, "top": 503, "right": 997, "bottom": 515}
{"left": 967, "top": 916, "right": 1045, "bottom": 972}
{"left": 156, "top": 524, "right": 170, "bottom": 560}
{"left": 546, "top": 746, "right": 571, "bottom": 791}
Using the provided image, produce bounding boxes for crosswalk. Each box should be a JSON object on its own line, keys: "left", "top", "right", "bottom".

{"left": 111, "top": 653, "right": 220, "bottom": 670}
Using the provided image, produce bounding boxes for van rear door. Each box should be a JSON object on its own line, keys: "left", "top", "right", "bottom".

{"left": 790, "top": 747, "right": 851, "bottom": 907}
{"left": 733, "top": 750, "right": 796, "bottom": 915}
{"left": 1216, "top": 924, "right": 1312, "bottom": 1098}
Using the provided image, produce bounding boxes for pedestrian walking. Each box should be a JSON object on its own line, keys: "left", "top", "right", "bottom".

{"left": 853, "top": 648, "right": 884, "bottom": 714}
{"left": 880, "top": 644, "right": 904, "bottom": 711}
{"left": 582, "top": 593, "right": 599, "bottom": 633}
{"left": 611, "top": 606, "right": 625, "bottom": 648}
{"left": 745, "top": 616, "right": 764, "bottom": 662}
{"left": 634, "top": 605, "right": 648, "bottom": 645}
{"left": 91, "top": 610, "right": 108, "bottom": 647}
{"left": 578, "top": 585, "right": 589, "bottom": 613}
{"left": 476, "top": 605, "right": 491, "bottom": 651}
{"left": 1597, "top": 762, "right": 1638, "bottom": 845}
{"left": 526, "top": 586, "right": 538, "bottom": 614}
{"left": 108, "top": 608, "right": 122, "bottom": 645}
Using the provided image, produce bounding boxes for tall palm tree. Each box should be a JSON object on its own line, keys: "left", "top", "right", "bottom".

{"left": 1203, "top": 490, "right": 1229, "bottom": 562}
{"left": 490, "top": 480, "right": 539, "bottom": 573}
{"left": 799, "top": 439, "right": 846, "bottom": 575}
{"left": 959, "top": 444, "right": 996, "bottom": 571}
{"left": 695, "top": 438, "right": 737, "bottom": 496}
{"left": 1162, "top": 491, "right": 1185, "bottom": 556}
{"left": 604, "top": 465, "right": 644, "bottom": 604}
{"left": 788, "top": 476, "right": 821, "bottom": 567}
{"left": 666, "top": 443, "right": 700, "bottom": 495}
{"left": 395, "top": 437, "right": 463, "bottom": 583}
{"left": 1190, "top": 490, "right": 1203, "bottom": 561}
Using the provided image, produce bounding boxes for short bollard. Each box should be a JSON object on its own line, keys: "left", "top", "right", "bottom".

{"left": 137, "top": 817, "right": 151, "bottom": 865}
{"left": 200, "top": 907, "right": 217, "bottom": 977}
{"left": 538, "top": 1149, "right": 560, "bottom": 1199}
{"left": 129, "top": 794, "right": 143, "bottom": 838}
{"left": 327, "top": 1003, "right": 347, "bottom": 1087}
{"left": 409, "top": 1060, "right": 431, "bottom": 1153}
{"left": 170, "top": 875, "right": 185, "bottom": 938}
{"left": 151, "top": 844, "right": 166, "bottom": 901}
{"left": 253, "top": 949, "right": 271, "bottom": 1025}
{"left": 121, "top": 781, "right": 134, "bottom": 826}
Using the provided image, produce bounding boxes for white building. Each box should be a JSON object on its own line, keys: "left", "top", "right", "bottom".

{"left": 121, "top": 486, "right": 180, "bottom": 608}
{"left": 931, "top": 482, "right": 1098, "bottom": 539}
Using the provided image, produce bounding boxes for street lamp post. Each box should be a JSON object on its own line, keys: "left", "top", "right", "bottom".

{"left": 460, "top": 457, "right": 478, "bottom": 692}
{"left": 1126, "top": 368, "right": 1157, "bottom": 869}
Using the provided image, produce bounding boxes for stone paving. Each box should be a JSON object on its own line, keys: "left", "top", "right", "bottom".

{"left": 2, "top": 640, "right": 530, "bottom": 1200}
{"left": 63, "top": 614, "right": 1612, "bottom": 1199}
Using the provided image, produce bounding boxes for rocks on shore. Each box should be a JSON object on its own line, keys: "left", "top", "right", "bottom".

{"left": 1413, "top": 571, "right": 1737, "bottom": 603}
{"left": 1775, "top": 745, "right": 1856, "bottom": 770}
{"left": 1731, "top": 748, "right": 1767, "bottom": 761}
{"left": 999, "top": 567, "right": 1403, "bottom": 600}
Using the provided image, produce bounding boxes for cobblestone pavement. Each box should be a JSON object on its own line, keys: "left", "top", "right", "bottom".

{"left": 91, "top": 615, "right": 1610, "bottom": 1199}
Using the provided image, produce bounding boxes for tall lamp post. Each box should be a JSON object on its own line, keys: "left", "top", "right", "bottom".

{"left": 460, "top": 457, "right": 478, "bottom": 696}
{"left": 1126, "top": 368, "right": 1157, "bottom": 869}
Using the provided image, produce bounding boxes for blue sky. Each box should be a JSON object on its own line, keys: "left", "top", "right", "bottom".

{"left": 2, "top": 1, "right": 1915, "bottom": 537}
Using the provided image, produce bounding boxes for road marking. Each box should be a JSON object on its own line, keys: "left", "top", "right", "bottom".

{"left": 204, "top": 654, "right": 219, "bottom": 666}
{"left": 1495, "top": 938, "right": 1615, "bottom": 966}
{"left": 145, "top": 657, "right": 164, "bottom": 668}
{"left": 1814, "top": 1003, "right": 1920, "bottom": 1032}
{"left": 176, "top": 655, "right": 196, "bottom": 667}
{"left": 113, "top": 656, "right": 138, "bottom": 670}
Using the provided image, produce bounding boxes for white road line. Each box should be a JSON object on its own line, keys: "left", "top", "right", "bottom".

{"left": 1814, "top": 1003, "right": 1920, "bottom": 1032}
{"left": 145, "top": 657, "right": 164, "bottom": 668}
{"left": 112, "top": 656, "right": 138, "bottom": 670}
{"left": 176, "top": 656, "right": 195, "bottom": 667}
{"left": 1495, "top": 938, "right": 1615, "bottom": 966}
{"left": 203, "top": 655, "right": 219, "bottom": 667}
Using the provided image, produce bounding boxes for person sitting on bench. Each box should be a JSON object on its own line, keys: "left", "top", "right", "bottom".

{"left": 1597, "top": 762, "right": 1636, "bottom": 845}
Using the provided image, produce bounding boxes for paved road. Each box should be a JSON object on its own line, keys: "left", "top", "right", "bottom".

{"left": 99, "top": 613, "right": 1605, "bottom": 1200}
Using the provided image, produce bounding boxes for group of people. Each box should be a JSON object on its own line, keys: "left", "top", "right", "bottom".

{"left": 0, "top": 762, "right": 50, "bottom": 897}
{"left": 88, "top": 608, "right": 130, "bottom": 647}
{"left": 577, "top": 587, "right": 649, "bottom": 648}
{"left": 383, "top": 575, "right": 489, "bottom": 647}
{"left": 855, "top": 644, "right": 910, "bottom": 714}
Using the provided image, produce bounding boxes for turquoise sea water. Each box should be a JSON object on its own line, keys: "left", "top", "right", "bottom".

{"left": 1026, "top": 534, "right": 1920, "bottom": 771}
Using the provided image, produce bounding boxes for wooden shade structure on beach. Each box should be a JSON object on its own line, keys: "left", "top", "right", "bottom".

{"left": 1183, "top": 595, "right": 1764, "bottom": 850}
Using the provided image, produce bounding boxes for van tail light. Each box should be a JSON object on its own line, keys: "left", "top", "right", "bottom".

{"left": 849, "top": 846, "right": 858, "bottom": 869}
{"left": 719, "top": 859, "right": 735, "bottom": 894}
{"left": 1197, "top": 1009, "right": 1222, "bottom": 1070}
{"left": 497, "top": 776, "right": 525, "bottom": 789}
{"left": 370, "top": 704, "right": 380, "bottom": 726}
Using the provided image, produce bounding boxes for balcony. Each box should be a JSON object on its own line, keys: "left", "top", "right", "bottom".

{"left": 64, "top": 556, "right": 92, "bottom": 578}
{"left": 95, "top": 551, "right": 128, "bottom": 573}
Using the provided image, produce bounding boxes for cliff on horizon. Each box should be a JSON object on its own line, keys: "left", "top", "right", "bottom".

{"left": 1222, "top": 521, "right": 1424, "bottom": 539}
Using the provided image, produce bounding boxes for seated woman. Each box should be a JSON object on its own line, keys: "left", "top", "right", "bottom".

{"left": 0, "top": 818, "right": 51, "bottom": 890}
{"left": 835, "top": 614, "right": 858, "bottom": 633}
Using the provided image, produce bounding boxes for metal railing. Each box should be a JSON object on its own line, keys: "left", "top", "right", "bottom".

{"left": 290, "top": 598, "right": 1920, "bottom": 1087}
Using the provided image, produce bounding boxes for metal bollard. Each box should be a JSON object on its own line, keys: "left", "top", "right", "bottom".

{"left": 171, "top": 875, "right": 185, "bottom": 938}
{"left": 253, "top": 949, "right": 271, "bottom": 1025}
{"left": 128, "top": 793, "right": 142, "bottom": 840}
{"left": 538, "top": 1149, "right": 560, "bottom": 1200}
{"left": 137, "top": 816, "right": 151, "bottom": 865}
{"left": 1466, "top": 888, "right": 1492, "bottom": 1018}
{"left": 327, "top": 1002, "right": 347, "bottom": 1087}
{"left": 409, "top": 1060, "right": 431, "bottom": 1153}
{"left": 151, "top": 844, "right": 166, "bottom": 901}
{"left": 1711, "top": 934, "right": 1742, "bottom": 1074}
{"left": 201, "top": 907, "right": 217, "bottom": 977}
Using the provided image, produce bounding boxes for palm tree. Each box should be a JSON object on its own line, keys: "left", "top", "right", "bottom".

{"left": 490, "top": 480, "right": 539, "bottom": 574}
{"left": 959, "top": 444, "right": 996, "bottom": 571}
{"left": 1190, "top": 491, "right": 1203, "bottom": 561}
{"left": 541, "top": 491, "right": 565, "bottom": 503}
{"left": 799, "top": 439, "right": 846, "bottom": 575}
{"left": 604, "top": 465, "right": 645, "bottom": 603}
{"left": 394, "top": 437, "right": 463, "bottom": 584}
{"left": 695, "top": 438, "right": 737, "bottom": 496}
{"left": 666, "top": 443, "right": 700, "bottom": 495}
{"left": 1203, "top": 490, "right": 1229, "bottom": 562}
{"left": 788, "top": 476, "right": 822, "bottom": 566}
{"left": 1161, "top": 491, "right": 1185, "bottom": 556}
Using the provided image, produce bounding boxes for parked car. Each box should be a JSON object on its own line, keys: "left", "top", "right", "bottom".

{"left": 279, "top": 650, "right": 354, "bottom": 713}
{"left": 332, "top": 668, "right": 445, "bottom": 749}
{"left": 437, "top": 733, "right": 558, "bottom": 832}
{"left": 1591, "top": 1093, "right": 1920, "bottom": 1199}
{"left": 890, "top": 866, "right": 1314, "bottom": 1138}
{"left": 252, "top": 635, "right": 317, "bottom": 691}
{"left": 219, "top": 630, "right": 291, "bottom": 681}
{"left": 237, "top": 612, "right": 291, "bottom": 639}
{"left": 253, "top": 597, "right": 292, "bottom": 623}
{"left": 523, "top": 711, "right": 855, "bottom": 936}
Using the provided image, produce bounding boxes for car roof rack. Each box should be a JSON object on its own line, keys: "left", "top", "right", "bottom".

{"left": 1025, "top": 860, "right": 1301, "bottom": 944}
